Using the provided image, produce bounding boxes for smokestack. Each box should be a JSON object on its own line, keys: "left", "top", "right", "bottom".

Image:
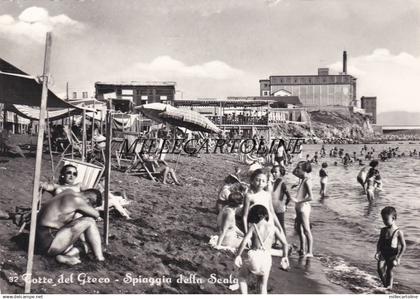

{"left": 343, "top": 51, "right": 347, "bottom": 74}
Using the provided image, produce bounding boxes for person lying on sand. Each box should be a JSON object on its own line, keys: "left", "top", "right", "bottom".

{"left": 235, "top": 205, "right": 289, "bottom": 294}
{"left": 41, "top": 164, "right": 87, "bottom": 195}
{"left": 36, "top": 189, "right": 105, "bottom": 265}
{"left": 96, "top": 183, "right": 131, "bottom": 219}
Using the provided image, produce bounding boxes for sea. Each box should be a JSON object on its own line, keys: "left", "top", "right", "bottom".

{"left": 284, "top": 141, "right": 420, "bottom": 294}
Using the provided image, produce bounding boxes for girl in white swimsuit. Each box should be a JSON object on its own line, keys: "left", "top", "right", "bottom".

{"left": 235, "top": 205, "right": 289, "bottom": 294}
{"left": 292, "top": 161, "right": 314, "bottom": 257}
{"left": 242, "top": 169, "right": 284, "bottom": 236}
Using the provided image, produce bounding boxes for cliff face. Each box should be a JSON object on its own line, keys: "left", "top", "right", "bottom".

{"left": 271, "top": 109, "right": 375, "bottom": 142}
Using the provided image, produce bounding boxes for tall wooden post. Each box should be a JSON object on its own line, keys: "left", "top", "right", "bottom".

{"left": 82, "top": 109, "right": 86, "bottom": 161}
{"left": 103, "top": 100, "right": 112, "bottom": 245}
{"left": 25, "top": 32, "right": 52, "bottom": 294}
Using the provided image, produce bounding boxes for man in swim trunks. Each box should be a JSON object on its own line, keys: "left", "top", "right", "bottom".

{"left": 36, "top": 189, "right": 104, "bottom": 265}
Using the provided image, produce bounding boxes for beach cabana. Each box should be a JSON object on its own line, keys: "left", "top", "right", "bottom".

{"left": 0, "top": 39, "right": 112, "bottom": 294}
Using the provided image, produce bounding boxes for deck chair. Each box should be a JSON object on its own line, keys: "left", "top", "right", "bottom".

{"left": 55, "top": 158, "right": 105, "bottom": 189}
{"left": 110, "top": 138, "right": 127, "bottom": 169}
{"left": 15, "top": 158, "right": 104, "bottom": 233}
{"left": 61, "top": 126, "right": 83, "bottom": 157}
{"left": 125, "top": 154, "right": 160, "bottom": 182}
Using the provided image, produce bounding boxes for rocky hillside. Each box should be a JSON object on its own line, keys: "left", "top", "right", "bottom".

{"left": 271, "top": 109, "right": 375, "bottom": 142}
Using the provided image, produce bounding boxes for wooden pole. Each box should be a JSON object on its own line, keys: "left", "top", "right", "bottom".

{"left": 25, "top": 32, "right": 52, "bottom": 294}
{"left": 91, "top": 101, "right": 95, "bottom": 151}
{"left": 82, "top": 109, "right": 86, "bottom": 161}
{"left": 46, "top": 111, "right": 55, "bottom": 180}
{"left": 103, "top": 100, "right": 112, "bottom": 245}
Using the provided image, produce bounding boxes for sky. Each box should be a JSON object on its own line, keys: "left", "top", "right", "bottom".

{"left": 0, "top": 0, "right": 419, "bottom": 113}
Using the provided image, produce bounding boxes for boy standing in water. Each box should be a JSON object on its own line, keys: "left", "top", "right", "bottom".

{"left": 376, "top": 206, "right": 406, "bottom": 289}
{"left": 319, "top": 162, "right": 328, "bottom": 198}
{"left": 292, "top": 161, "right": 314, "bottom": 257}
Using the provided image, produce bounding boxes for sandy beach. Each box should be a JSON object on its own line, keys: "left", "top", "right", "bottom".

{"left": 0, "top": 150, "right": 352, "bottom": 294}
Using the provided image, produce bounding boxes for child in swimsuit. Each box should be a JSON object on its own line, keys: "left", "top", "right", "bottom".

{"left": 365, "top": 160, "right": 379, "bottom": 202}
{"left": 270, "top": 165, "right": 291, "bottom": 235}
{"left": 375, "top": 206, "right": 406, "bottom": 289}
{"left": 235, "top": 205, "right": 289, "bottom": 294}
{"left": 292, "top": 161, "right": 314, "bottom": 257}
{"left": 242, "top": 169, "right": 283, "bottom": 237}
{"left": 319, "top": 162, "right": 328, "bottom": 199}
{"left": 216, "top": 192, "right": 245, "bottom": 249}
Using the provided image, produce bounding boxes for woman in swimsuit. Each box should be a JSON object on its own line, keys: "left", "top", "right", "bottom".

{"left": 235, "top": 205, "right": 289, "bottom": 294}
{"left": 365, "top": 160, "right": 380, "bottom": 202}
{"left": 292, "top": 161, "right": 314, "bottom": 257}
{"left": 41, "top": 164, "right": 86, "bottom": 195}
{"left": 375, "top": 206, "right": 406, "bottom": 289}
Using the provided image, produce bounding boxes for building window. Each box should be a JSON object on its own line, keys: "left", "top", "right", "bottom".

{"left": 122, "top": 89, "right": 133, "bottom": 95}
{"left": 141, "top": 95, "right": 148, "bottom": 100}
{"left": 160, "top": 95, "right": 168, "bottom": 100}
{"left": 263, "top": 91, "right": 269, "bottom": 96}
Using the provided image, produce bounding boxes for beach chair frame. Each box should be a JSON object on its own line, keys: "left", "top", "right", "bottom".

{"left": 54, "top": 157, "right": 105, "bottom": 189}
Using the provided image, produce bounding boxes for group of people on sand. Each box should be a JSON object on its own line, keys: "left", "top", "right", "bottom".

{"left": 211, "top": 140, "right": 411, "bottom": 293}
{"left": 212, "top": 139, "right": 315, "bottom": 294}
{"left": 302, "top": 143, "right": 408, "bottom": 290}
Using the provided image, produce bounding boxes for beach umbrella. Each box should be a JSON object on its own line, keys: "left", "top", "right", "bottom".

{"left": 136, "top": 103, "right": 221, "bottom": 134}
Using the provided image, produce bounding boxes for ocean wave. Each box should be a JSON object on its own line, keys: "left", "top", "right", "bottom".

{"left": 319, "top": 255, "right": 390, "bottom": 294}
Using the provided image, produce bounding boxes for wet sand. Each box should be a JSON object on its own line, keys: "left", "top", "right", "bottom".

{"left": 0, "top": 152, "right": 348, "bottom": 294}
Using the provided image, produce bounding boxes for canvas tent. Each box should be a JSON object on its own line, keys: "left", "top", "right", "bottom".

{"left": 0, "top": 58, "right": 79, "bottom": 109}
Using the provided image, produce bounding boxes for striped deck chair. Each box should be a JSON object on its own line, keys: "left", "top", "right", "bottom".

{"left": 125, "top": 153, "right": 160, "bottom": 182}
{"left": 15, "top": 158, "right": 104, "bottom": 233}
{"left": 56, "top": 158, "right": 105, "bottom": 189}
{"left": 61, "top": 126, "right": 83, "bottom": 157}
{"left": 110, "top": 138, "right": 127, "bottom": 169}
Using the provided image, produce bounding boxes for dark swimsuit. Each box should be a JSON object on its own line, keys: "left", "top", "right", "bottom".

{"left": 379, "top": 228, "right": 399, "bottom": 260}
{"left": 36, "top": 225, "right": 59, "bottom": 254}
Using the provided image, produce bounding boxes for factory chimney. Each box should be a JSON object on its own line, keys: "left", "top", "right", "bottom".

{"left": 343, "top": 51, "right": 347, "bottom": 74}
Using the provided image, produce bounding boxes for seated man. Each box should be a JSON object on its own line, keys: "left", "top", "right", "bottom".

{"left": 36, "top": 189, "right": 105, "bottom": 265}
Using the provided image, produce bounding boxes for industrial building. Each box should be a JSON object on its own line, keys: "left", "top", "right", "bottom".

{"left": 361, "top": 96, "right": 377, "bottom": 124}
{"left": 260, "top": 51, "right": 357, "bottom": 108}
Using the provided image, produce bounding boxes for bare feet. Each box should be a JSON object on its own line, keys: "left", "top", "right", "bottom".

{"left": 56, "top": 255, "right": 81, "bottom": 265}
